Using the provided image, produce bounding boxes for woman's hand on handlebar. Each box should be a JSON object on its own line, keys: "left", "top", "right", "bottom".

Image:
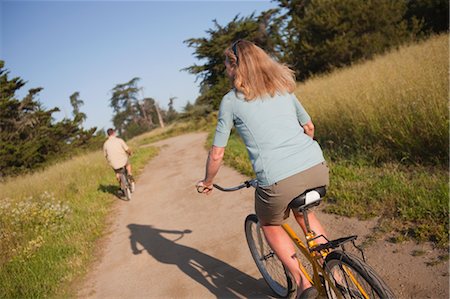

{"left": 196, "top": 180, "right": 213, "bottom": 195}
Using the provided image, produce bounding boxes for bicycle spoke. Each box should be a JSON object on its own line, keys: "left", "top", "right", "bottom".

{"left": 324, "top": 251, "right": 395, "bottom": 299}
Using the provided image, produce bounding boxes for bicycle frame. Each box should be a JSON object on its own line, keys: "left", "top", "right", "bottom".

{"left": 213, "top": 179, "right": 371, "bottom": 299}
{"left": 281, "top": 223, "right": 344, "bottom": 299}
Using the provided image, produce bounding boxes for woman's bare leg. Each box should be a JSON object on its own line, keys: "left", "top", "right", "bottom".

{"left": 262, "top": 225, "right": 312, "bottom": 293}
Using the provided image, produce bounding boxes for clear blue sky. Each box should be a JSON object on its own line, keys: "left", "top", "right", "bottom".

{"left": 2, "top": 0, "right": 277, "bottom": 131}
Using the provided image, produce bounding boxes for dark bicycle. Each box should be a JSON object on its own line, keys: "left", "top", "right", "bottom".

{"left": 116, "top": 167, "right": 134, "bottom": 201}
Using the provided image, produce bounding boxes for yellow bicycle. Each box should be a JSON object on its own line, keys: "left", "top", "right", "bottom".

{"left": 212, "top": 179, "right": 395, "bottom": 299}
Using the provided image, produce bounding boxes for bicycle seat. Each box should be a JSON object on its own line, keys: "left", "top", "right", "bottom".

{"left": 288, "top": 186, "right": 326, "bottom": 211}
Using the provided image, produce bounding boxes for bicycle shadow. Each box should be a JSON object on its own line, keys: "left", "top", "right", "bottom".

{"left": 98, "top": 184, "right": 126, "bottom": 200}
{"left": 127, "top": 223, "right": 270, "bottom": 298}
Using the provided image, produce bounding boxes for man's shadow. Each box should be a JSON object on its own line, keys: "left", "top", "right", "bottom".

{"left": 98, "top": 184, "right": 125, "bottom": 200}
{"left": 127, "top": 223, "right": 271, "bottom": 298}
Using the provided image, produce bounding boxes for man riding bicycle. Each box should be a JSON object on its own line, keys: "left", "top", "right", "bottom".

{"left": 103, "top": 128, "right": 134, "bottom": 184}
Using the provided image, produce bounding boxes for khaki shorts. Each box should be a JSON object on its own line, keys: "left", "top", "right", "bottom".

{"left": 255, "top": 162, "right": 329, "bottom": 225}
{"left": 113, "top": 159, "right": 129, "bottom": 173}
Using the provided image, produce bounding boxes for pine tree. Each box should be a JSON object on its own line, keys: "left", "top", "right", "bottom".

{"left": 184, "top": 11, "right": 282, "bottom": 110}
{"left": 69, "top": 91, "right": 87, "bottom": 125}
{"left": 109, "top": 78, "right": 168, "bottom": 139}
{"left": 0, "top": 61, "right": 100, "bottom": 177}
{"left": 276, "top": 0, "right": 421, "bottom": 79}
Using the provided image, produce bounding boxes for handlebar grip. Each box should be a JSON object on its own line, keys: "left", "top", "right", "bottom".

{"left": 196, "top": 185, "right": 212, "bottom": 193}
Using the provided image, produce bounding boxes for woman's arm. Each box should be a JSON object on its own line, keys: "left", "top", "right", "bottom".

{"left": 197, "top": 146, "right": 225, "bottom": 195}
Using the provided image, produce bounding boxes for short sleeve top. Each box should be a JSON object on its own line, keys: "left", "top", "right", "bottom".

{"left": 213, "top": 90, "right": 325, "bottom": 186}
{"left": 103, "top": 136, "right": 130, "bottom": 169}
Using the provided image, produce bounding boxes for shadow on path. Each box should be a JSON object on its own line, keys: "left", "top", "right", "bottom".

{"left": 127, "top": 223, "right": 270, "bottom": 298}
{"left": 98, "top": 184, "right": 126, "bottom": 200}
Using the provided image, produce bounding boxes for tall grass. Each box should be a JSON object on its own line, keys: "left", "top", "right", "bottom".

{"left": 207, "top": 35, "right": 449, "bottom": 248}
{"left": 296, "top": 34, "right": 448, "bottom": 165}
{"left": 0, "top": 144, "right": 158, "bottom": 298}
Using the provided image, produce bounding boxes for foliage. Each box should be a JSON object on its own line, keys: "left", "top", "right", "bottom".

{"left": 109, "top": 78, "right": 177, "bottom": 139}
{"left": 185, "top": 0, "right": 447, "bottom": 108}
{"left": 276, "top": 0, "right": 420, "bottom": 79}
{"left": 0, "top": 61, "right": 102, "bottom": 177}
{"left": 69, "top": 91, "right": 86, "bottom": 124}
{"left": 183, "top": 11, "right": 283, "bottom": 110}
{"left": 405, "top": 0, "right": 449, "bottom": 34}
{"left": 178, "top": 101, "right": 214, "bottom": 121}
{"left": 165, "top": 96, "right": 178, "bottom": 124}
{"left": 0, "top": 192, "right": 71, "bottom": 266}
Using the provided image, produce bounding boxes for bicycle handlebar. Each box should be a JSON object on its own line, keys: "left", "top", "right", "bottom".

{"left": 196, "top": 179, "right": 257, "bottom": 193}
{"left": 213, "top": 179, "right": 258, "bottom": 192}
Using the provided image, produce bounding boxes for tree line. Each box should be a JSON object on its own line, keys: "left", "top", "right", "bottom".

{"left": 108, "top": 77, "right": 178, "bottom": 140}
{"left": 184, "top": 0, "right": 449, "bottom": 110}
{"left": 0, "top": 61, "right": 103, "bottom": 177}
{"left": 0, "top": 62, "right": 178, "bottom": 177}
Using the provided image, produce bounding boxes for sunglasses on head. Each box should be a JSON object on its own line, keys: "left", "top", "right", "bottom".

{"left": 232, "top": 40, "right": 242, "bottom": 65}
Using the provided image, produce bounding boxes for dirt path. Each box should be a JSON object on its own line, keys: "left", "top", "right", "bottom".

{"left": 79, "top": 132, "right": 448, "bottom": 299}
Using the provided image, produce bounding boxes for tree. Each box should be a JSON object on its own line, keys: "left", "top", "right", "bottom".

{"left": 405, "top": 0, "right": 449, "bottom": 34}
{"left": 275, "top": 0, "right": 421, "bottom": 79}
{"left": 184, "top": 11, "right": 282, "bottom": 110}
{"left": 110, "top": 77, "right": 141, "bottom": 136}
{"left": 69, "top": 91, "right": 86, "bottom": 125}
{"left": 0, "top": 60, "right": 100, "bottom": 177}
{"left": 165, "top": 96, "right": 178, "bottom": 124}
{"left": 109, "top": 78, "right": 168, "bottom": 139}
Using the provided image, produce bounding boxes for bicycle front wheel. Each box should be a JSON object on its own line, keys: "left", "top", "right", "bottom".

{"left": 244, "top": 214, "right": 296, "bottom": 298}
{"left": 324, "top": 250, "right": 395, "bottom": 299}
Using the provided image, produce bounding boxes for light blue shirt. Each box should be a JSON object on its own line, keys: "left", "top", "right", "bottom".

{"left": 213, "top": 90, "right": 325, "bottom": 186}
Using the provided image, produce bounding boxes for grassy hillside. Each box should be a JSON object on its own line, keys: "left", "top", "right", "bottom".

{"left": 0, "top": 141, "right": 159, "bottom": 298}
{"left": 209, "top": 34, "right": 449, "bottom": 248}
{"left": 296, "top": 34, "right": 448, "bottom": 165}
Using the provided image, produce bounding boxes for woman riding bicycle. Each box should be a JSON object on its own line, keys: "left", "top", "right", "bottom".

{"left": 197, "top": 40, "right": 329, "bottom": 299}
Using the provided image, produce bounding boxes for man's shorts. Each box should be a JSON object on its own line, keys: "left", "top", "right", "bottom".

{"left": 113, "top": 160, "right": 129, "bottom": 173}
{"left": 255, "top": 162, "right": 329, "bottom": 225}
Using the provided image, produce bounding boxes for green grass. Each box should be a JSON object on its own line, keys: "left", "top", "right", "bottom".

{"left": 325, "top": 161, "right": 448, "bottom": 247}
{"left": 205, "top": 35, "right": 449, "bottom": 248}
{"left": 211, "top": 131, "right": 448, "bottom": 248}
{"left": 0, "top": 144, "right": 159, "bottom": 298}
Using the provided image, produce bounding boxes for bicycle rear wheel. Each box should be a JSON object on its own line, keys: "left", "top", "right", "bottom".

{"left": 324, "top": 250, "right": 395, "bottom": 299}
{"left": 244, "top": 214, "right": 296, "bottom": 298}
{"left": 119, "top": 173, "right": 132, "bottom": 201}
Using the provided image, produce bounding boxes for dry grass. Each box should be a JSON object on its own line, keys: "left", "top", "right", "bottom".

{"left": 296, "top": 34, "right": 448, "bottom": 165}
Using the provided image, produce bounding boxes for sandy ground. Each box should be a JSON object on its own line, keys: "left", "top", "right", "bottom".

{"left": 78, "top": 132, "right": 448, "bottom": 299}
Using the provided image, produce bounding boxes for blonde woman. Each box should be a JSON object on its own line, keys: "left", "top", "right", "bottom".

{"left": 197, "top": 40, "right": 329, "bottom": 299}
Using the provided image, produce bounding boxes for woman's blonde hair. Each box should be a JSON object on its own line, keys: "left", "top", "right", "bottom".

{"left": 225, "top": 40, "right": 296, "bottom": 100}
